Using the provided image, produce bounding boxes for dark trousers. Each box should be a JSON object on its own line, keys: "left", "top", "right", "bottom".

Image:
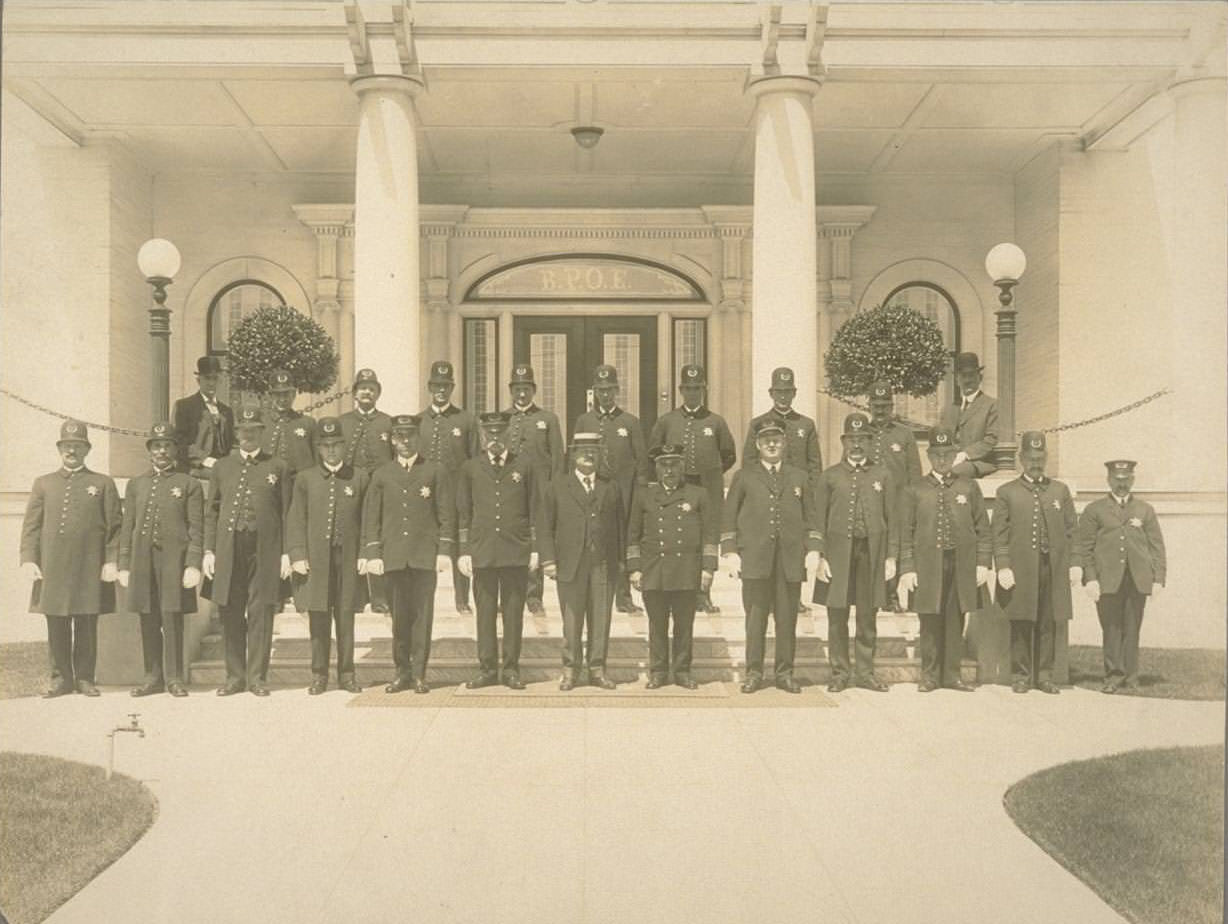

{"left": 643, "top": 589, "right": 696, "bottom": 679}
{"left": 473, "top": 566, "right": 527, "bottom": 675}
{"left": 308, "top": 545, "right": 355, "bottom": 682}
{"left": 827, "top": 539, "right": 877, "bottom": 682}
{"left": 388, "top": 566, "right": 438, "bottom": 681}
{"left": 219, "top": 531, "right": 275, "bottom": 688}
{"left": 46, "top": 614, "right": 98, "bottom": 688}
{"left": 1010, "top": 553, "right": 1055, "bottom": 685}
{"left": 139, "top": 551, "right": 184, "bottom": 685}
{"left": 918, "top": 550, "right": 965, "bottom": 686}
{"left": 557, "top": 552, "right": 612, "bottom": 675}
{"left": 1097, "top": 569, "right": 1146, "bottom": 686}
{"left": 526, "top": 565, "right": 544, "bottom": 607}
{"left": 452, "top": 557, "right": 471, "bottom": 609}
{"left": 743, "top": 542, "right": 799, "bottom": 679}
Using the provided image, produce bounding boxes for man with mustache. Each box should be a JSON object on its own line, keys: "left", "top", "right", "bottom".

{"left": 339, "top": 367, "right": 394, "bottom": 612}
{"left": 172, "top": 355, "right": 234, "bottom": 478}
{"left": 261, "top": 368, "right": 317, "bottom": 481}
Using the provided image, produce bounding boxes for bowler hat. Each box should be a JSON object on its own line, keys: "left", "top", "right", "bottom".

{"left": 195, "top": 356, "right": 223, "bottom": 376}
{"left": 428, "top": 361, "right": 455, "bottom": 386}
{"left": 146, "top": 421, "right": 175, "bottom": 448}
{"left": 770, "top": 367, "right": 796, "bottom": 390}
{"left": 592, "top": 365, "right": 619, "bottom": 387}
{"left": 317, "top": 417, "right": 344, "bottom": 443}
{"left": 57, "top": 419, "right": 90, "bottom": 445}
{"left": 509, "top": 365, "right": 536, "bottom": 387}
{"left": 679, "top": 364, "right": 706, "bottom": 387}
{"left": 841, "top": 413, "right": 870, "bottom": 437}
{"left": 648, "top": 443, "right": 684, "bottom": 462}
{"left": 954, "top": 352, "right": 983, "bottom": 374}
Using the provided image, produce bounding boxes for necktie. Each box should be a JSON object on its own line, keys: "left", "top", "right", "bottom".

{"left": 585, "top": 476, "right": 593, "bottom": 495}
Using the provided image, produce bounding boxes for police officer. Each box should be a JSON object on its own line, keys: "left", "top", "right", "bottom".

{"left": 813, "top": 413, "right": 898, "bottom": 693}
{"left": 573, "top": 364, "right": 650, "bottom": 615}
{"left": 742, "top": 367, "right": 822, "bottom": 478}
{"left": 896, "top": 428, "right": 990, "bottom": 692}
{"left": 363, "top": 415, "right": 454, "bottom": 694}
{"left": 993, "top": 431, "right": 1078, "bottom": 694}
{"left": 722, "top": 419, "right": 820, "bottom": 694}
{"left": 288, "top": 417, "right": 369, "bottom": 695}
{"left": 20, "top": 420, "right": 121, "bottom": 697}
{"left": 1074, "top": 459, "right": 1167, "bottom": 694}
{"left": 503, "top": 364, "right": 565, "bottom": 617}
{"left": 649, "top": 364, "right": 736, "bottom": 614}
{"left": 939, "top": 353, "right": 999, "bottom": 479}
{"left": 262, "top": 368, "right": 317, "bottom": 481}
{"left": 340, "top": 368, "right": 394, "bottom": 611}
{"left": 118, "top": 422, "right": 203, "bottom": 698}
{"left": 202, "top": 407, "right": 293, "bottom": 697}
{"left": 540, "top": 433, "right": 624, "bottom": 690}
{"left": 626, "top": 444, "right": 718, "bottom": 689}
{"left": 418, "top": 360, "right": 480, "bottom": 615}
{"left": 172, "top": 355, "right": 234, "bottom": 478}
{"left": 457, "top": 411, "right": 540, "bottom": 690}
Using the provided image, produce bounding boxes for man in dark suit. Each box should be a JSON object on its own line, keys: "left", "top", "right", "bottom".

{"left": 202, "top": 407, "right": 293, "bottom": 697}
{"left": 172, "top": 355, "right": 234, "bottom": 478}
{"left": 262, "top": 369, "right": 317, "bottom": 481}
{"left": 118, "top": 422, "right": 203, "bottom": 698}
{"left": 939, "top": 352, "right": 999, "bottom": 478}
{"left": 722, "top": 419, "right": 820, "bottom": 693}
{"left": 362, "top": 414, "right": 455, "bottom": 694}
{"left": 1074, "top": 459, "right": 1167, "bottom": 694}
{"left": 456, "top": 411, "right": 540, "bottom": 690}
{"left": 540, "top": 433, "right": 624, "bottom": 690}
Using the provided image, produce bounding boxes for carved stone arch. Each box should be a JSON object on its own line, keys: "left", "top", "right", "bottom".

{"left": 460, "top": 252, "right": 710, "bottom": 303}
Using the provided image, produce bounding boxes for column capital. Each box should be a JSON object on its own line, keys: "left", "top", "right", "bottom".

{"left": 746, "top": 74, "right": 823, "bottom": 102}
{"left": 350, "top": 73, "right": 425, "bottom": 98}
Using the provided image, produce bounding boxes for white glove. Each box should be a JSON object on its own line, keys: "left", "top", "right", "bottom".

{"left": 1150, "top": 583, "right": 1163, "bottom": 599}
{"left": 953, "top": 451, "right": 969, "bottom": 467}
{"left": 998, "top": 567, "right": 1015, "bottom": 590}
{"left": 804, "top": 551, "right": 820, "bottom": 577}
{"left": 817, "top": 556, "right": 832, "bottom": 583}
{"left": 202, "top": 551, "right": 215, "bottom": 580}
{"left": 20, "top": 562, "right": 42, "bottom": 582}
{"left": 292, "top": 559, "right": 309, "bottom": 576}
{"left": 117, "top": 569, "right": 130, "bottom": 588}
{"left": 1085, "top": 580, "right": 1101, "bottom": 602}
{"left": 884, "top": 558, "right": 897, "bottom": 582}
{"left": 721, "top": 552, "right": 741, "bottom": 580}
{"left": 976, "top": 565, "right": 991, "bottom": 587}
{"left": 436, "top": 555, "right": 451, "bottom": 573}
{"left": 357, "top": 558, "right": 368, "bottom": 575}
{"left": 280, "top": 554, "right": 291, "bottom": 580}
{"left": 457, "top": 555, "right": 473, "bottom": 578}
{"left": 1069, "top": 566, "right": 1083, "bottom": 586}
{"left": 629, "top": 570, "right": 642, "bottom": 592}
{"left": 182, "top": 566, "right": 201, "bottom": 589}
{"left": 366, "top": 558, "right": 385, "bottom": 576}
{"left": 543, "top": 561, "right": 558, "bottom": 580}
{"left": 101, "top": 562, "right": 118, "bottom": 583}
{"left": 897, "top": 571, "right": 918, "bottom": 595}
{"left": 529, "top": 552, "right": 539, "bottom": 572}
{"left": 203, "top": 456, "right": 216, "bottom": 469}
{"left": 700, "top": 570, "right": 713, "bottom": 592}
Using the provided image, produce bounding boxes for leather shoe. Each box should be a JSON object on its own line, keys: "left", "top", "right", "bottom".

{"left": 385, "top": 677, "right": 414, "bottom": 693}
{"left": 77, "top": 681, "right": 101, "bottom": 697}
{"left": 503, "top": 674, "right": 526, "bottom": 690}
{"left": 675, "top": 676, "right": 699, "bottom": 690}
{"left": 43, "top": 683, "right": 74, "bottom": 699}
{"left": 775, "top": 677, "right": 802, "bottom": 694}
{"left": 130, "top": 683, "right": 165, "bottom": 697}
{"left": 456, "top": 602, "right": 473, "bottom": 616}
{"left": 465, "top": 673, "right": 498, "bottom": 690}
{"left": 1101, "top": 682, "right": 1119, "bottom": 695}
{"left": 559, "top": 676, "right": 576, "bottom": 692}
{"left": 526, "top": 598, "right": 546, "bottom": 617}
{"left": 741, "top": 675, "right": 763, "bottom": 694}
{"left": 1038, "top": 681, "right": 1061, "bottom": 695}
{"left": 856, "top": 676, "right": 889, "bottom": 692}
{"left": 308, "top": 680, "right": 327, "bottom": 696}
{"left": 340, "top": 679, "right": 362, "bottom": 694}
{"left": 413, "top": 679, "right": 430, "bottom": 694}
{"left": 249, "top": 685, "right": 271, "bottom": 697}
{"left": 947, "top": 680, "right": 976, "bottom": 692}
{"left": 827, "top": 678, "right": 849, "bottom": 693}
{"left": 1011, "top": 680, "right": 1030, "bottom": 694}
{"left": 168, "top": 683, "right": 188, "bottom": 697}
{"left": 217, "top": 681, "right": 245, "bottom": 696}
{"left": 590, "top": 674, "right": 617, "bottom": 690}
{"left": 645, "top": 676, "right": 667, "bottom": 690}
{"left": 917, "top": 680, "right": 939, "bottom": 693}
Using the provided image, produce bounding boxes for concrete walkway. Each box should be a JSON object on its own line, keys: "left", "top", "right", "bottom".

{"left": 2, "top": 683, "right": 1221, "bottom": 924}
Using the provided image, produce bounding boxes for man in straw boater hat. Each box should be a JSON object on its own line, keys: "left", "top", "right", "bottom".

{"left": 938, "top": 352, "right": 999, "bottom": 479}
{"left": 457, "top": 410, "right": 540, "bottom": 690}
{"left": 896, "top": 428, "right": 990, "bottom": 693}
{"left": 172, "top": 354, "right": 234, "bottom": 478}
{"left": 118, "top": 421, "right": 204, "bottom": 698}
{"left": 20, "top": 419, "right": 121, "bottom": 697}
{"left": 362, "top": 413, "right": 454, "bottom": 694}
{"left": 993, "top": 430, "right": 1078, "bottom": 694}
{"left": 1074, "top": 459, "right": 1167, "bottom": 694}
{"left": 261, "top": 368, "right": 317, "bottom": 482}
{"left": 340, "top": 367, "right": 394, "bottom": 612}
{"left": 626, "top": 443, "right": 719, "bottom": 689}
{"left": 539, "top": 432, "right": 624, "bottom": 690}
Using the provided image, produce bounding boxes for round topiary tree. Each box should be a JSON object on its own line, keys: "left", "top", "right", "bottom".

{"left": 824, "top": 302, "right": 949, "bottom": 399}
{"left": 225, "top": 304, "right": 339, "bottom": 396}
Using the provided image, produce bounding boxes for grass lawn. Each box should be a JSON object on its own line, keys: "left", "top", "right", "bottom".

{"left": 0, "top": 642, "right": 51, "bottom": 700}
{"left": 0, "top": 752, "right": 156, "bottom": 924}
{"left": 1067, "top": 645, "right": 1226, "bottom": 700}
{"left": 1005, "top": 745, "right": 1225, "bottom": 924}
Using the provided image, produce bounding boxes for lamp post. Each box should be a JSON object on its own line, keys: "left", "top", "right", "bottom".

{"left": 137, "top": 238, "right": 182, "bottom": 424}
{"left": 984, "top": 243, "right": 1026, "bottom": 469}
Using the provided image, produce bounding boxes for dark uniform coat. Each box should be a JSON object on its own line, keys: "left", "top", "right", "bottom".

{"left": 418, "top": 404, "right": 480, "bottom": 470}
{"left": 339, "top": 409, "right": 394, "bottom": 472}
{"left": 538, "top": 474, "right": 623, "bottom": 582}
{"left": 21, "top": 468, "right": 121, "bottom": 616}
{"left": 1074, "top": 494, "right": 1167, "bottom": 595}
{"left": 287, "top": 463, "right": 369, "bottom": 612}
{"left": 573, "top": 406, "right": 650, "bottom": 517}
{"left": 992, "top": 475, "right": 1076, "bottom": 621}
{"left": 118, "top": 468, "right": 203, "bottom": 614}
{"left": 867, "top": 420, "right": 922, "bottom": 497}
{"left": 649, "top": 406, "right": 736, "bottom": 510}
{"left": 626, "top": 482, "right": 718, "bottom": 592}
{"left": 742, "top": 408, "right": 822, "bottom": 482}
{"left": 721, "top": 463, "right": 820, "bottom": 582}
{"left": 505, "top": 404, "right": 566, "bottom": 486}
{"left": 172, "top": 391, "right": 234, "bottom": 476}
{"left": 899, "top": 473, "right": 991, "bottom": 614}
{"left": 262, "top": 409, "right": 317, "bottom": 477}
{"left": 813, "top": 460, "right": 897, "bottom": 609}
{"left": 456, "top": 453, "right": 538, "bottom": 569}
{"left": 203, "top": 451, "right": 293, "bottom": 608}
{"left": 939, "top": 392, "right": 999, "bottom": 477}
{"left": 361, "top": 457, "right": 456, "bottom": 571}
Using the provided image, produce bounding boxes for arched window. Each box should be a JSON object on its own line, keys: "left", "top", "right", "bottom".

{"left": 205, "top": 280, "right": 285, "bottom": 404}
{"left": 883, "top": 282, "right": 961, "bottom": 428}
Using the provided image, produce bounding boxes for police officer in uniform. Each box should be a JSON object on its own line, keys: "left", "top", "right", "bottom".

{"left": 20, "top": 420, "right": 121, "bottom": 697}
{"left": 626, "top": 444, "right": 718, "bottom": 689}
{"left": 418, "top": 360, "right": 480, "bottom": 615}
{"left": 867, "top": 381, "right": 923, "bottom": 612}
{"left": 939, "top": 353, "right": 999, "bottom": 479}
{"left": 262, "top": 369, "right": 317, "bottom": 481}
{"left": 363, "top": 414, "right": 455, "bottom": 694}
{"left": 457, "top": 411, "right": 540, "bottom": 690}
{"left": 1074, "top": 459, "right": 1167, "bottom": 694}
{"left": 573, "top": 364, "right": 650, "bottom": 615}
{"left": 742, "top": 367, "right": 822, "bottom": 478}
{"left": 722, "top": 419, "right": 820, "bottom": 694}
{"left": 896, "top": 428, "right": 990, "bottom": 692}
{"left": 202, "top": 407, "right": 293, "bottom": 696}
{"left": 540, "top": 433, "right": 624, "bottom": 690}
{"left": 340, "top": 368, "right": 394, "bottom": 611}
{"left": 993, "top": 431, "right": 1078, "bottom": 694}
{"left": 172, "top": 355, "right": 234, "bottom": 478}
{"left": 118, "top": 422, "right": 203, "bottom": 697}
{"left": 649, "top": 364, "right": 736, "bottom": 614}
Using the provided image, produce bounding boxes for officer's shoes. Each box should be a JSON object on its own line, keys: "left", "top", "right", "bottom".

{"left": 217, "top": 681, "right": 246, "bottom": 696}
{"left": 559, "top": 675, "right": 576, "bottom": 692}
{"left": 1038, "top": 681, "right": 1061, "bottom": 695}
{"left": 386, "top": 677, "right": 414, "bottom": 693}
{"left": 827, "top": 678, "right": 849, "bottom": 693}
{"left": 456, "top": 602, "right": 473, "bottom": 616}
{"left": 675, "top": 675, "right": 699, "bottom": 690}
{"left": 645, "top": 676, "right": 667, "bottom": 690}
{"left": 413, "top": 679, "right": 430, "bottom": 694}
{"left": 856, "top": 676, "right": 889, "bottom": 693}
{"left": 130, "top": 683, "right": 165, "bottom": 697}
{"left": 43, "top": 683, "right": 75, "bottom": 699}
{"left": 168, "top": 682, "right": 189, "bottom": 697}
{"left": 1101, "top": 682, "right": 1119, "bottom": 695}
{"left": 76, "top": 681, "right": 101, "bottom": 697}
{"left": 465, "top": 673, "right": 498, "bottom": 690}
{"left": 775, "top": 677, "right": 802, "bottom": 694}
{"left": 1011, "top": 680, "right": 1030, "bottom": 694}
{"left": 249, "top": 685, "right": 271, "bottom": 697}
{"left": 740, "top": 675, "right": 763, "bottom": 694}
{"left": 917, "top": 680, "right": 939, "bottom": 693}
{"left": 590, "top": 673, "right": 617, "bottom": 690}
{"left": 307, "top": 680, "right": 327, "bottom": 696}
{"left": 339, "top": 679, "right": 363, "bottom": 694}
{"left": 526, "top": 599, "right": 546, "bottom": 617}
{"left": 947, "top": 680, "right": 976, "bottom": 692}
{"left": 503, "top": 674, "right": 526, "bottom": 691}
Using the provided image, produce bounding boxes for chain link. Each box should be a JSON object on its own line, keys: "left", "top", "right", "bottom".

{"left": 0, "top": 386, "right": 147, "bottom": 436}
{"left": 299, "top": 386, "right": 352, "bottom": 414}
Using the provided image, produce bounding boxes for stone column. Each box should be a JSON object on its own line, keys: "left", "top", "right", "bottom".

{"left": 748, "top": 75, "right": 822, "bottom": 423}
{"left": 351, "top": 74, "right": 425, "bottom": 412}
{"left": 292, "top": 204, "right": 356, "bottom": 414}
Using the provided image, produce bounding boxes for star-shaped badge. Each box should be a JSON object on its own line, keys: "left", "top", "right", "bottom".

{"left": 294, "top": 427, "right": 306, "bottom": 438}
{"left": 511, "top": 471, "right": 522, "bottom": 483}
{"left": 1051, "top": 499, "right": 1061, "bottom": 509}
{"left": 891, "top": 443, "right": 902, "bottom": 453}
{"left": 87, "top": 485, "right": 99, "bottom": 496}
{"left": 344, "top": 485, "right": 355, "bottom": 497}
{"left": 536, "top": 420, "right": 547, "bottom": 430}
{"left": 1128, "top": 516, "right": 1143, "bottom": 528}
{"left": 797, "top": 428, "right": 806, "bottom": 438}
{"left": 617, "top": 427, "right": 628, "bottom": 437}
{"left": 703, "top": 427, "right": 713, "bottom": 436}
{"left": 379, "top": 432, "right": 389, "bottom": 441}
{"left": 267, "top": 473, "right": 279, "bottom": 485}
{"left": 419, "top": 486, "right": 431, "bottom": 498}
{"left": 793, "top": 486, "right": 802, "bottom": 497}
{"left": 872, "top": 481, "right": 883, "bottom": 492}
{"left": 955, "top": 494, "right": 968, "bottom": 505}
{"left": 452, "top": 427, "right": 462, "bottom": 437}
{"left": 171, "top": 486, "right": 183, "bottom": 498}
{"left": 680, "top": 501, "right": 692, "bottom": 512}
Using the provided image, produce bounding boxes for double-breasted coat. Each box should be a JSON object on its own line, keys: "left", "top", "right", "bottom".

{"left": 538, "top": 473, "right": 624, "bottom": 582}
{"left": 262, "top": 409, "right": 317, "bottom": 477}
{"left": 992, "top": 475, "right": 1077, "bottom": 622}
{"left": 939, "top": 393, "right": 999, "bottom": 477}
{"left": 339, "top": 409, "right": 394, "bottom": 472}
{"left": 288, "top": 462, "right": 369, "bottom": 612}
{"left": 898, "top": 473, "right": 991, "bottom": 614}
{"left": 118, "top": 468, "right": 203, "bottom": 614}
{"left": 418, "top": 404, "right": 480, "bottom": 470}
{"left": 626, "top": 482, "right": 718, "bottom": 592}
{"left": 812, "top": 460, "right": 897, "bottom": 609}
{"left": 742, "top": 409, "right": 823, "bottom": 483}
{"left": 505, "top": 404, "right": 566, "bottom": 486}
{"left": 21, "top": 468, "right": 122, "bottom": 616}
{"left": 361, "top": 457, "right": 456, "bottom": 571}
{"left": 456, "top": 453, "right": 538, "bottom": 569}
{"left": 573, "top": 406, "right": 650, "bottom": 519}
{"left": 720, "top": 463, "right": 820, "bottom": 582}
{"left": 1074, "top": 494, "right": 1167, "bottom": 595}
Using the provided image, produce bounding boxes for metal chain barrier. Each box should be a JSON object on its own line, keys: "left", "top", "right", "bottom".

{"left": 299, "top": 385, "right": 352, "bottom": 414}
{"left": 0, "top": 386, "right": 148, "bottom": 437}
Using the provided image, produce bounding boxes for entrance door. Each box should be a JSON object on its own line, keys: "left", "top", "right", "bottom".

{"left": 513, "top": 316, "right": 658, "bottom": 437}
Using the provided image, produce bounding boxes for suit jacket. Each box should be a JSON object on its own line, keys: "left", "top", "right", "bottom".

{"left": 203, "top": 450, "right": 292, "bottom": 609}
{"left": 118, "top": 468, "right": 203, "bottom": 614}
{"left": 172, "top": 391, "right": 234, "bottom": 476}
{"left": 992, "top": 475, "right": 1076, "bottom": 622}
{"left": 812, "top": 460, "right": 897, "bottom": 609}
{"left": 939, "top": 392, "right": 999, "bottom": 477}
{"left": 1074, "top": 494, "right": 1167, "bottom": 595}
{"left": 418, "top": 404, "right": 480, "bottom": 470}
{"left": 361, "top": 457, "right": 455, "bottom": 572}
{"left": 339, "top": 409, "right": 394, "bottom": 472}
{"left": 721, "top": 463, "right": 820, "bottom": 582}
{"left": 505, "top": 404, "right": 566, "bottom": 484}
{"left": 626, "top": 482, "right": 718, "bottom": 592}
{"left": 288, "top": 463, "right": 369, "bottom": 612}
{"left": 898, "top": 473, "right": 991, "bottom": 615}
{"left": 456, "top": 453, "right": 538, "bottom": 569}
{"left": 742, "top": 408, "right": 822, "bottom": 483}
{"left": 21, "top": 468, "right": 121, "bottom": 616}
{"left": 538, "top": 473, "right": 624, "bottom": 583}
{"left": 262, "top": 409, "right": 317, "bottom": 477}
{"left": 573, "top": 407, "right": 650, "bottom": 524}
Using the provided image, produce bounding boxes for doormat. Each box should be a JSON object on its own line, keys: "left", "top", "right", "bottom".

{"left": 347, "top": 680, "right": 837, "bottom": 708}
